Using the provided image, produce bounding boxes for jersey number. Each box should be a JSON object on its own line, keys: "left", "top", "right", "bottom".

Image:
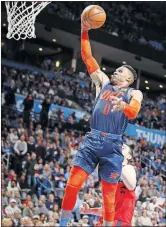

{"left": 103, "top": 104, "right": 111, "bottom": 115}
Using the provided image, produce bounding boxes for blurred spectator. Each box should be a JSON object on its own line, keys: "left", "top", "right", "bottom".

{"left": 27, "top": 136, "right": 35, "bottom": 153}
{"left": 23, "top": 95, "right": 34, "bottom": 127}
{"left": 23, "top": 201, "right": 35, "bottom": 218}
{"left": 33, "top": 200, "right": 49, "bottom": 215}
{"left": 7, "top": 179, "right": 20, "bottom": 195}
{"left": 25, "top": 152, "right": 37, "bottom": 188}
{"left": 5, "top": 199, "right": 21, "bottom": 216}
{"left": 2, "top": 218, "right": 13, "bottom": 227}
{"left": 40, "top": 98, "right": 51, "bottom": 128}
{"left": 8, "top": 129, "right": 19, "bottom": 146}
{"left": 46, "top": 194, "right": 56, "bottom": 210}
{"left": 13, "top": 135, "right": 27, "bottom": 174}
{"left": 140, "top": 209, "right": 152, "bottom": 226}
{"left": 5, "top": 87, "right": 15, "bottom": 106}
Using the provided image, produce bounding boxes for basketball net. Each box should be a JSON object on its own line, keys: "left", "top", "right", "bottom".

{"left": 5, "top": 1, "right": 51, "bottom": 40}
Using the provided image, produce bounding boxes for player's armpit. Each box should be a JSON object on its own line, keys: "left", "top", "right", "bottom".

{"left": 81, "top": 31, "right": 99, "bottom": 74}
{"left": 90, "top": 69, "right": 110, "bottom": 89}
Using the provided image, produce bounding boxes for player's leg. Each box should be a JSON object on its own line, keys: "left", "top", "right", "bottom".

{"left": 60, "top": 134, "right": 99, "bottom": 226}
{"left": 101, "top": 180, "right": 118, "bottom": 226}
{"left": 99, "top": 139, "right": 124, "bottom": 226}
{"left": 60, "top": 166, "right": 89, "bottom": 226}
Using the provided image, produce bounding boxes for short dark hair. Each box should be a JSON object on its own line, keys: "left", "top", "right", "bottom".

{"left": 11, "top": 179, "right": 16, "bottom": 183}
{"left": 123, "top": 65, "right": 137, "bottom": 81}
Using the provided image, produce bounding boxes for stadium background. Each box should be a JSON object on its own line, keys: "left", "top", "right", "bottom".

{"left": 1, "top": 1, "right": 166, "bottom": 226}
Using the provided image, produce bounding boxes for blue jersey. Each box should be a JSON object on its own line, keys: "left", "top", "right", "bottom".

{"left": 90, "top": 83, "right": 133, "bottom": 134}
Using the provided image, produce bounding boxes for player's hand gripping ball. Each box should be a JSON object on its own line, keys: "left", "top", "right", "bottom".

{"left": 81, "top": 5, "right": 106, "bottom": 31}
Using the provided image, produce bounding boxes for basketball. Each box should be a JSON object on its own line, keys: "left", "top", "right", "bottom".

{"left": 82, "top": 5, "right": 106, "bottom": 29}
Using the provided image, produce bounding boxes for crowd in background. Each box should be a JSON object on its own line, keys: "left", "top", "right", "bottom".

{"left": 136, "top": 95, "right": 166, "bottom": 131}
{"left": 1, "top": 63, "right": 166, "bottom": 226}
{"left": 1, "top": 65, "right": 93, "bottom": 113}
{"left": 51, "top": 1, "right": 166, "bottom": 51}
{"left": 2, "top": 65, "right": 166, "bottom": 131}
{"left": 1, "top": 101, "right": 166, "bottom": 226}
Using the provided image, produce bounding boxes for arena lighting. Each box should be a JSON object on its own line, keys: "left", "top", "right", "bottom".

{"left": 164, "top": 75, "right": 166, "bottom": 78}
{"left": 145, "top": 80, "right": 148, "bottom": 84}
{"left": 39, "top": 48, "right": 43, "bottom": 51}
{"left": 146, "top": 87, "right": 150, "bottom": 90}
{"left": 56, "top": 61, "right": 60, "bottom": 67}
{"left": 102, "top": 67, "right": 106, "bottom": 71}
{"left": 159, "top": 85, "right": 163, "bottom": 88}
{"left": 122, "top": 61, "right": 126, "bottom": 64}
{"left": 3, "top": 23, "right": 6, "bottom": 27}
{"left": 52, "top": 39, "right": 56, "bottom": 42}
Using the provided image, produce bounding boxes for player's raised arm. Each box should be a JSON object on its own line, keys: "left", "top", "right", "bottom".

{"left": 81, "top": 17, "right": 109, "bottom": 89}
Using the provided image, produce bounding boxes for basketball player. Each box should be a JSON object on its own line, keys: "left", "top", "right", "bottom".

{"left": 80, "top": 144, "right": 137, "bottom": 227}
{"left": 59, "top": 13, "right": 143, "bottom": 226}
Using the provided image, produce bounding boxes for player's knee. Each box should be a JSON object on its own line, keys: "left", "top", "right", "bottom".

{"left": 68, "top": 166, "right": 88, "bottom": 188}
{"left": 68, "top": 173, "right": 84, "bottom": 188}
{"left": 65, "top": 183, "right": 79, "bottom": 194}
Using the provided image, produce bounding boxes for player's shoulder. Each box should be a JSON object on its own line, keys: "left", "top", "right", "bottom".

{"left": 130, "top": 89, "right": 143, "bottom": 95}
{"left": 130, "top": 89, "right": 143, "bottom": 101}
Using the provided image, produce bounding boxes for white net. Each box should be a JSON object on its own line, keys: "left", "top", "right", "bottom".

{"left": 5, "top": 1, "right": 51, "bottom": 40}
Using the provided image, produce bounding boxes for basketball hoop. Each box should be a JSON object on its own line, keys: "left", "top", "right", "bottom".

{"left": 5, "top": 1, "right": 51, "bottom": 40}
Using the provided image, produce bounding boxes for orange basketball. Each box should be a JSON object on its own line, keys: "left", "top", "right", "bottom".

{"left": 82, "top": 5, "right": 106, "bottom": 29}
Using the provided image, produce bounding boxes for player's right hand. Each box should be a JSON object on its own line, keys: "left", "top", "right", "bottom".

{"left": 80, "top": 202, "right": 90, "bottom": 214}
{"left": 81, "top": 14, "right": 91, "bottom": 32}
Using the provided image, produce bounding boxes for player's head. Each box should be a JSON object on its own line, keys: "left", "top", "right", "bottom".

{"left": 122, "top": 144, "right": 133, "bottom": 164}
{"left": 111, "top": 65, "right": 137, "bottom": 87}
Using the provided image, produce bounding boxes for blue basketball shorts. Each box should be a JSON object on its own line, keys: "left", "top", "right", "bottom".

{"left": 72, "top": 129, "right": 124, "bottom": 183}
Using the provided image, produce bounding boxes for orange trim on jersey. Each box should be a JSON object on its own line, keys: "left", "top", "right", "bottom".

{"left": 81, "top": 31, "right": 99, "bottom": 74}
{"left": 123, "top": 99, "right": 141, "bottom": 119}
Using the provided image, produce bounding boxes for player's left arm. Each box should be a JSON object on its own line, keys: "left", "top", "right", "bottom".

{"left": 111, "top": 89, "right": 143, "bottom": 119}
{"left": 81, "top": 15, "right": 109, "bottom": 90}
{"left": 121, "top": 165, "right": 137, "bottom": 190}
{"left": 80, "top": 202, "right": 103, "bottom": 216}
